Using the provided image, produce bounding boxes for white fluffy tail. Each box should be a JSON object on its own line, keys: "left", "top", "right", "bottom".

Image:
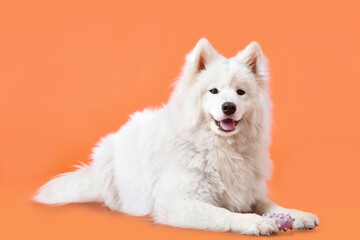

{"left": 33, "top": 164, "right": 102, "bottom": 205}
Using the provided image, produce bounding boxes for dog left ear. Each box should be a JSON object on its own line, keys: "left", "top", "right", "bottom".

{"left": 239, "top": 42, "right": 269, "bottom": 83}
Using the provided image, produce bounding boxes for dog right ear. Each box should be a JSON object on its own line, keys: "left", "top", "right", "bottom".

{"left": 185, "top": 38, "right": 218, "bottom": 74}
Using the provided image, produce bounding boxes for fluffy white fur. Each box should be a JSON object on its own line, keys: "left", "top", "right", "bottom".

{"left": 34, "top": 39, "right": 319, "bottom": 235}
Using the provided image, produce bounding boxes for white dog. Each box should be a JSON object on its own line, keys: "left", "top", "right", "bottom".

{"left": 34, "top": 39, "right": 319, "bottom": 235}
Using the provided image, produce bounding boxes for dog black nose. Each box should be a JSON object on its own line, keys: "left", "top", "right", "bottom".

{"left": 222, "top": 102, "right": 236, "bottom": 115}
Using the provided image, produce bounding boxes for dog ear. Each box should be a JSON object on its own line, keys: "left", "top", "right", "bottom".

{"left": 239, "top": 42, "right": 269, "bottom": 85}
{"left": 186, "top": 38, "right": 218, "bottom": 73}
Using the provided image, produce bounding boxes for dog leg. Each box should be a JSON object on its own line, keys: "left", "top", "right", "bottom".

{"left": 254, "top": 199, "right": 319, "bottom": 229}
{"left": 155, "top": 200, "right": 279, "bottom": 236}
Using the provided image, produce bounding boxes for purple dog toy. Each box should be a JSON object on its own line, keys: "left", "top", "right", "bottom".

{"left": 263, "top": 213, "right": 295, "bottom": 232}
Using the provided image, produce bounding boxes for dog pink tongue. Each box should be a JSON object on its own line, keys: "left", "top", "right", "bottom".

{"left": 220, "top": 119, "right": 235, "bottom": 131}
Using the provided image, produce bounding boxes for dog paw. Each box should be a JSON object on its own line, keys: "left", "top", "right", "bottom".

{"left": 286, "top": 210, "right": 319, "bottom": 229}
{"left": 233, "top": 214, "right": 279, "bottom": 236}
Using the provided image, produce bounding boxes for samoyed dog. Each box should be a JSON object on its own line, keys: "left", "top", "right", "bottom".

{"left": 34, "top": 39, "right": 319, "bottom": 235}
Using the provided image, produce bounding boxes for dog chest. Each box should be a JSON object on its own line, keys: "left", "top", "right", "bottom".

{"left": 202, "top": 152, "right": 260, "bottom": 213}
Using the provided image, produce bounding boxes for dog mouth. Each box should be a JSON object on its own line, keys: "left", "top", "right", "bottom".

{"left": 214, "top": 118, "right": 240, "bottom": 132}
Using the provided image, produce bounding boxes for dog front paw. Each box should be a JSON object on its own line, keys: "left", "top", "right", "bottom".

{"left": 233, "top": 214, "right": 280, "bottom": 236}
{"left": 287, "top": 210, "right": 319, "bottom": 229}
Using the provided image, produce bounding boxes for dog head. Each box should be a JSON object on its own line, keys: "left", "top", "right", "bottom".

{"left": 169, "top": 38, "right": 270, "bottom": 138}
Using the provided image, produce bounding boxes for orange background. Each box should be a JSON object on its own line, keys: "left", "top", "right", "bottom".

{"left": 1, "top": 0, "right": 359, "bottom": 239}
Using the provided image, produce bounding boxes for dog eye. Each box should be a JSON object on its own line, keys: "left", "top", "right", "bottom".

{"left": 237, "top": 89, "right": 246, "bottom": 95}
{"left": 209, "top": 88, "right": 219, "bottom": 94}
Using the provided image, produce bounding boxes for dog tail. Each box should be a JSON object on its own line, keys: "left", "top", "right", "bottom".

{"left": 33, "top": 163, "right": 102, "bottom": 205}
